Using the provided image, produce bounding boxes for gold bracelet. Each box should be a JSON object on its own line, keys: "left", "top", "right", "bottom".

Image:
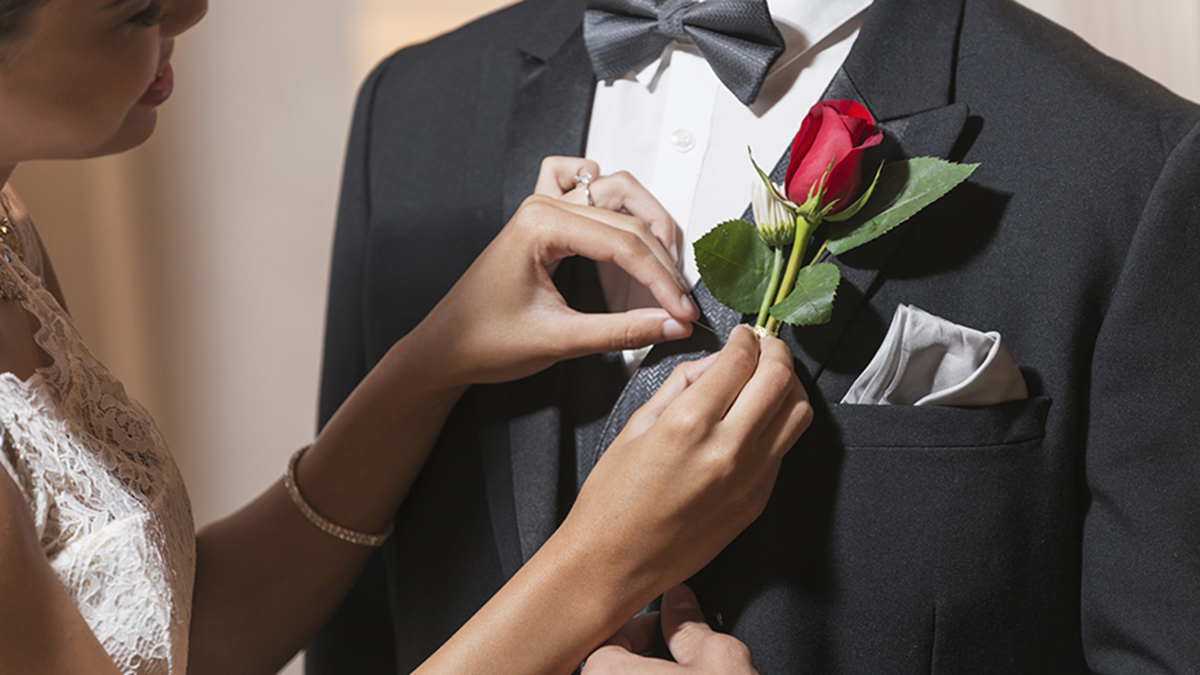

{"left": 284, "top": 444, "right": 393, "bottom": 547}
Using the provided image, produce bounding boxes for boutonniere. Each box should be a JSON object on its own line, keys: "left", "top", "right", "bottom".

{"left": 695, "top": 100, "right": 978, "bottom": 336}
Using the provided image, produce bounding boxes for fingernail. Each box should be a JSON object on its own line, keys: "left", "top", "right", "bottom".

{"left": 663, "top": 318, "right": 690, "bottom": 340}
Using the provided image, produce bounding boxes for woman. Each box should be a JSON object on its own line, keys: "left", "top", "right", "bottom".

{"left": 0, "top": 0, "right": 811, "bottom": 674}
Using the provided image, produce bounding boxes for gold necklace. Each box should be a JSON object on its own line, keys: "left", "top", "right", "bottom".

{"left": 0, "top": 213, "right": 27, "bottom": 301}
{"left": 0, "top": 213, "right": 24, "bottom": 263}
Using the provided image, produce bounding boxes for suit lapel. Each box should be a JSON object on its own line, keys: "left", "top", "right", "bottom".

{"left": 790, "top": 0, "right": 969, "bottom": 392}
{"left": 483, "top": 0, "right": 599, "bottom": 575}
{"left": 589, "top": 0, "right": 973, "bottom": 467}
{"left": 787, "top": 73, "right": 970, "bottom": 383}
{"left": 501, "top": 2, "right": 597, "bottom": 220}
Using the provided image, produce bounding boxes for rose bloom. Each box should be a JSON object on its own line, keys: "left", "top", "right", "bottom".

{"left": 785, "top": 99, "right": 883, "bottom": 215}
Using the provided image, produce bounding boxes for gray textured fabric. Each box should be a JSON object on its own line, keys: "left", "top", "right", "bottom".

{"left": 841, "top": 304, "right": 1028, "bottom": 406}
{"left": 582, "top": 0, "right": 785, "bottom": 105}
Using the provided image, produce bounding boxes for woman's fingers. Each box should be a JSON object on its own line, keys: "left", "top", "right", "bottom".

{"left": 535, "top": 157, "right": 681, "bottom": 268}
{"left": 754, "top": 375, "right": 813, "bottom": 464}
{"left": 622, "top": 354, "right": 720, "bottom": 438}
{"left": 598, "top": 327, "right": 808, "bottom": 452}
{"left": 666, "top": 326, "right": 761, "bottom": 424}
{"left": 721, "top": 335, "right": 801, "bottom": 440}
{"left": 545, "top": 308, "right": 693, "bottom": 362}
{"left": 519, "top": 196, "right": 694, "bottom": 321}
{"left": 535, "top": 156, "right": 601, "bottom": 198}
{"left": 587, "top": 171, "right": 679, "bottom": 265}
{"left": 582, "top": 586, "right": 759, "bottom": 674}
{"left": 540, "top": 195, "right": 688, "bottom": 294}
{"left": 583, "top": 647, "right": 676, "bottom": 675}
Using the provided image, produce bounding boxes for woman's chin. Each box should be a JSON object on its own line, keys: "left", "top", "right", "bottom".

{"left": 83, "top": 109, "right": 159, "bottom": 159}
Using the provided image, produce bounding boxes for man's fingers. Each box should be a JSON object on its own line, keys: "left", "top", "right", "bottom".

{"left": 660, "top": 584, "right": 714, "bottom": 664}
{"left": 536, "top": 156, "right": 601, "bottom": 197}
{"left": 602, "top": 611, "right": 661, "bottom": 653}
{"left": 583, "top": 646, "right": 678, "bottom": 675}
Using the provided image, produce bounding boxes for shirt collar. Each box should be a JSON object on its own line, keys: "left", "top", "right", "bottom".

{"left": 619, "top": 0, "right": 874, "bottom": 89}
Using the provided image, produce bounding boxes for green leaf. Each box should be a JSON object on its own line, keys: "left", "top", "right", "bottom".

{"left": 826, "top": 157, "right": 979, "bottom": 255}
{"left": 694, "top": 219, "right": 775, "bottom": 315}
{"left": 769, "top": 263, "right": 841, "bottom": 326}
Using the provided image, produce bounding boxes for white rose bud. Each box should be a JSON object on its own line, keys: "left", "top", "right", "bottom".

{"left": 752, "top": 177, "right": 796, "bottom": 248}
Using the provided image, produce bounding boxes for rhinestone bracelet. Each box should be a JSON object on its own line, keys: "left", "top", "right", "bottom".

{"left": 285, "top": 444, "right": 393, "bottom": 547}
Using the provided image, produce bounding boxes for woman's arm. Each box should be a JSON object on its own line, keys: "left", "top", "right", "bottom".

{"left": 186, "top": 179, "right": 707, "bottom": 675}
{"left": 416, "top": 329, "right": 808, "bottom": 675}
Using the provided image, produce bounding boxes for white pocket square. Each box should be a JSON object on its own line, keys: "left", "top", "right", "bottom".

{"left": 841, "top": 304, "right": 1028, "bottom": 406}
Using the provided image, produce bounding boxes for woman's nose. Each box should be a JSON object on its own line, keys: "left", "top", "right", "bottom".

{"left": 161, "top": 0, "right": 208, "bottom": 39}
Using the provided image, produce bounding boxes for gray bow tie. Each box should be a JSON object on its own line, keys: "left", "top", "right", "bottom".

{"left": 583, "top": 0, "right": 786, "bottom": 105}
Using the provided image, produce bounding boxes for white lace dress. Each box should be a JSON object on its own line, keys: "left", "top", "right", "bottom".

{"left": 0, "top": 186, "right": 195, "bottom": 675}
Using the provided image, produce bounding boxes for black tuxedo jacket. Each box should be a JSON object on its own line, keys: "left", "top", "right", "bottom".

{"left": 308, "top": 0, "right": 1200, "bottom": 672}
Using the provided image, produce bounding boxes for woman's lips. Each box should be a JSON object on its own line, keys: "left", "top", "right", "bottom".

{"left": 138, "top": 63, "right": 174, "bottom": 107}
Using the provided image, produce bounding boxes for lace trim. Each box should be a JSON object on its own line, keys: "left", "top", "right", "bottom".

{"left": 0, "top": 186, "right": 195, "bottom": 675}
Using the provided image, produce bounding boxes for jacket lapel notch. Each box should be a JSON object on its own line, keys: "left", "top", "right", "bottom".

{"left": 785, "top": 0, "right": 971, "bottom": 382}
{"left": 841, "top": 0, "right": 966, "bottom": 121}
{"left": 501, "top": 6, "right": 596, "bottom": 221}
{"left": 791, "top": 99, "right": 971, "bottom": 380}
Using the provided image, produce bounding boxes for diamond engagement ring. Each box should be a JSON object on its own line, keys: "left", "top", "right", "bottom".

{"left": 573, "top": 170, "right": 595, "bottom": 206}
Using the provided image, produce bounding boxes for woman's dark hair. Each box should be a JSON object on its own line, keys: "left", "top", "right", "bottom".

{"left": 0, "top": 0, "right": 50, "bottom": 42}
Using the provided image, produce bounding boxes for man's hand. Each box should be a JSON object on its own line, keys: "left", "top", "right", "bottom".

{"left": 584, "top": 585, "right": 759, "bottom": 675}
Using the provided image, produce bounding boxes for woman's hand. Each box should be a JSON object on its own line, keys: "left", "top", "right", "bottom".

{"left": 564, "top": 324, "right": 812, "bottom": 608}
{"left": 536, "top": 156, "right": 680, "bottom": 267}
{"left": 415, "top": 326, "right": 810, "bottom": 675}
{"left": 584, "top": 585, "right": 759, "bottom": 675}
{"left": 404, "top": 157, "right": 697, "bottom": 389}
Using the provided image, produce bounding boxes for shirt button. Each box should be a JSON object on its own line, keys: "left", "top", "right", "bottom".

{"left": 670, "top": 128, "right": 697, "bottom": 153}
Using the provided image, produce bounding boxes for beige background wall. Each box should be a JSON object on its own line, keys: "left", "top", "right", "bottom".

{"left": 8, "top": 1, "right": 1198, "bottom": 672}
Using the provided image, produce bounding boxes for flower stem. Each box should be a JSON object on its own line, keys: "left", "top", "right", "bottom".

{"left": 765, "top": 214, "right": 820, "bottom": 335}
{"left": 756, "top": 246, "right": 785, "bottom": 327}
{"left": 809, "top": 241, "right": 828, "bottom": 266}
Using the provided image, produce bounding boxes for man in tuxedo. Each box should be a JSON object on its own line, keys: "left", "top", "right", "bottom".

{"left": 308, "top": 0, "right": 1200, "bottom": 672}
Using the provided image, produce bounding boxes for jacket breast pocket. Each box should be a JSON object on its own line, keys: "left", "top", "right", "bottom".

{"left": 706, "top": 397, "right": 1083, "bottom": 671}
{"left": 784, "top": 396, "right": 1076, "bottom": 668}
{"left": 829, "top": 395, "right": 1051, "bottom": 449}
{"left": 813, "top": 396, "right": 1062, "bottom": 569}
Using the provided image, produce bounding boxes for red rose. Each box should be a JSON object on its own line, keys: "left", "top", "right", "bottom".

{"left": 785, "top": 99, "right": 883, "bottom": 215}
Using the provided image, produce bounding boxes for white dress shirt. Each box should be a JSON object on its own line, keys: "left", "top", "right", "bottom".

{"left": 584, "top": 0, "right": 873, "bottom": 358}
